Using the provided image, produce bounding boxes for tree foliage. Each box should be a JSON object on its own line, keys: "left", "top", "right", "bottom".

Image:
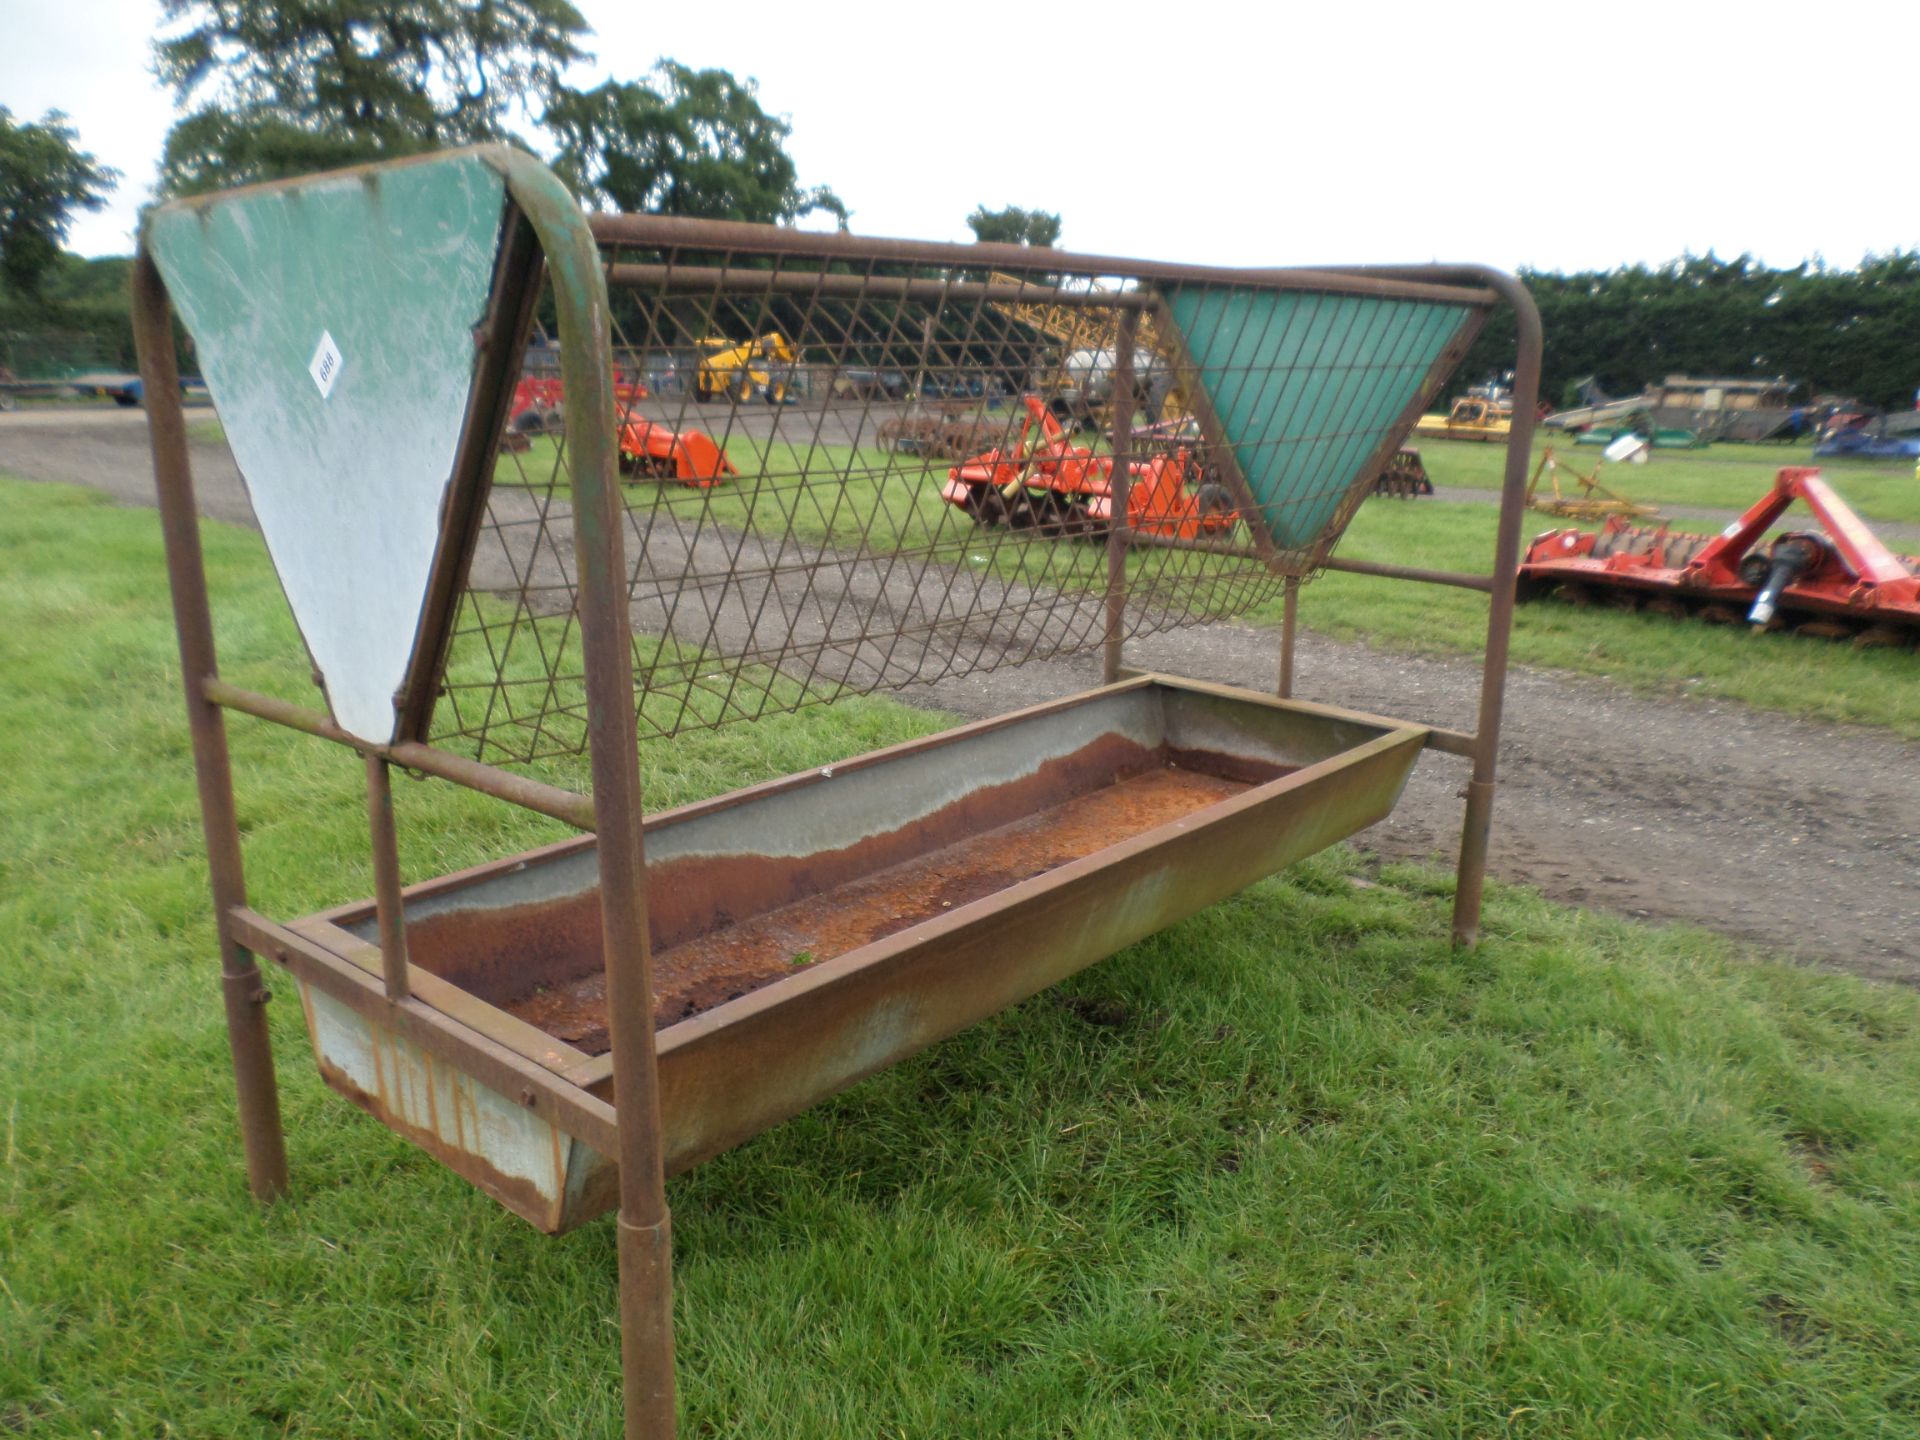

{"left": 1459, "top": 252, "right": 1920, "bottom": 412}
{"left": 149, "top": 6, "right": 849, "bottom": 232}
{"left": 0, "top": 110, "right": 117, "bottom": 297}
{"left": 966, "top": 205, "right": 1061, "bottom": 249}
{"left": 548, "top": 63, "right": 845, "bottom": 226}
{"left": 152, "top": 0, "right": 589, "bottom": 194}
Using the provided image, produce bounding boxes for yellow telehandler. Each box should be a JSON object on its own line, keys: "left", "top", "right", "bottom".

{"left": 695, "top": 332, "right": 798, "bottom": 403}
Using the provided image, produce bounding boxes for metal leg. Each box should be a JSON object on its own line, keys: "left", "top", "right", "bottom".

{"left": 365, "top": 754, "right": 411, "bottom": 1001}
{"left": 619, "top": 1213, "right": 676, "bottom": 1433}
{"left": 499, "top": 153, "right": 682, "bottom": 1440}
{"left": 1277, "top": 578, "right": 1299, "bottom": 698}
{"left": 133, "top": 252, "right": 290, "bottom": 1202}
{"left": 1102, "top": 311, "right": 1137, "bottom": 685}
{"left": 1450, "top": 274, "right": 1542, "bottom": 947}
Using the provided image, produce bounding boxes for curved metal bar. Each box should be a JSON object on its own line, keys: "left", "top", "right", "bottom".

{"left": 586, "top": 212, "right": 1501, "bottom": 308}
{"left": 482, "top": 148, "right": 677, "bottom": 1440}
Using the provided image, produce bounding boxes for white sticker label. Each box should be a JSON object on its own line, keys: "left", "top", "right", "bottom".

{"left": 308, "top": 331, "right": 344, "bottom": 399}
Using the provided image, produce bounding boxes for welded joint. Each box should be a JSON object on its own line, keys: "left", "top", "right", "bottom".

{"left": 221, "top": 966, "right": 272, "bottom": 1006}
{"left": 617, "top": 1211, "right": 673, "bottom": 1255}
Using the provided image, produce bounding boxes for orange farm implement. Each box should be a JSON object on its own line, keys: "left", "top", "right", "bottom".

{"left": 617, "top": 417, "right": 737, "bottom": 486}
{"left": 1518, "top": 466, "right": 1920, "bottom": 644}
{"left": 939, "top": 394, "right": 1235, "bottom": 540}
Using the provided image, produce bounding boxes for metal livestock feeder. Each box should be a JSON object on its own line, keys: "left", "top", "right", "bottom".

{"left": 132, "top": 146, "right": 1541, "bottom": 1436}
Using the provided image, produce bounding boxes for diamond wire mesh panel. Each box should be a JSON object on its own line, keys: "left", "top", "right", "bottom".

{"left": 431, "top": 240, "right": 1479, "bottom": 762}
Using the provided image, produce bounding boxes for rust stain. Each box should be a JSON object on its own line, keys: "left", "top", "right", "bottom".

{"left": 393, "top": 733, "right": 1152, "bottom": 1006}
{"left": 395, "top": 733, "right": 1178, "bottom": 1010}
{"left": 399, "top": 887, "right": 605, "bottom": 1005}
{"left": 640, "top": 731, "right": 1165, "bottom": 953}
{"left": 314, "top": 1056, "right": 565, "bottom": 1232}
{"left": 506, "top": 759, "right": 1266, "bottom": 1051}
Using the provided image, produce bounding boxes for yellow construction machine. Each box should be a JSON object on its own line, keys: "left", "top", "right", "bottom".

{"left": 987, "top": 273, "right": 1187, "bottom": 431}
{"left": 1414, "top": 386, "right": 1512, "bottom": 443}
{"left": 695, "top": 332, "right": 798, "bottom": 404}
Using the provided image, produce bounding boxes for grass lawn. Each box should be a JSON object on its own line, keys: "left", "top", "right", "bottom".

{"left": 6, "top": 476, "right": 1920, "bottom": 1437}
{"left": 1415, "top": 435, "right": 1920, "bottom": 527}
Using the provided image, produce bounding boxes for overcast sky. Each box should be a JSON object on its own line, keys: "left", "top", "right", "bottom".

{"left": 8, "top": 0, "right": 1915, "bottom": 273}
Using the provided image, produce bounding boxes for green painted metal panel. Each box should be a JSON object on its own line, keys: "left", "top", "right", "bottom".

{"left": 1163, "top": 286, "right": 1473, "bottom": 550}
{"left": 144, "top": 150, "right": 508, "bottom": 744}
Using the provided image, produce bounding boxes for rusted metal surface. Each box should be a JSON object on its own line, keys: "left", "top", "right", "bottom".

{"left": 396, "top": 204, "right": 548, "bottom": 743}
{"left": 301, "top": 981, "right": 600, "bottom": 1232}
{"left": 138, "top": 143, "right": 1541, "bottom": 1440}
{"left": 512, "top": 762, "right": 1261, "bottom": 1047}
{"left": 435, "top": 230, "right": 1491, "bottom": 760}
{"left": 498, "top": 148, "right": 679, "bottom": 1435}
{"left": 1450, "top": 268, "right": 1539, "bottom": 946}
{"left": 230, "top": 906, "right": 622, "bottom": 1159}
{"left": 1320, "top": 555, "right": 1497, "bottom": 592}
{"left": 1310, "top": 263, "right": 1542, "bottom": 945}
{"left": 203, "top": 679, "right": 597, "bottom": 830}
{"left": 646, "top": 720, "right": 1423, "bottom": 1179}
{"left": 607, "top": 263, "right": 1157, "bottom": 308}
{"left": 1278, "top": 578, "right": 1300, "bottom": 699}
{"left": 365, "top": 755, "right": 412, "bottom": 1000}
{"left": 588, "top": 213, "right": 1500, "bottom": 307}
{"left": 132, "top": 252, "right": 289, "bottom": 1203}
{"left": 284, "top": 679, "right": 1421, "bottom": 1230}
{"left": 1103, "top": 311, "right": 1137, "bottom": 682}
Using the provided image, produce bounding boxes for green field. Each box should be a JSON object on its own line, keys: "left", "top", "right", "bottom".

{"left": 1416, "top": 434, "right": 1920, "bottom": 527}
{"left": 6, "top": 478, "right": 1920, "bottom": 1436}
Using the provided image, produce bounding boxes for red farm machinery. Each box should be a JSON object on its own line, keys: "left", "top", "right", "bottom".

{"left": 939, "top": 394, "right": 1238, "bottom": 540}
{"left": 506, "top": 370, "right": 735, "bottom": 487}
{"left": 1518, "top": 466, "right": 1920, "bottom": 644}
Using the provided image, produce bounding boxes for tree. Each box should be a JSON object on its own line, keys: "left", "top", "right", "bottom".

{"left": 1453, "top": 250, "right": 1920, "bottom": 414}
{"left": 0, "top": 110, "right": 117, "bottom": 297}
{"left": 966, "top": 205, "right": 1060, "bottom": 249}
{"left": 547, "top": 62, "right": 846, "bottom": 226}
{"left": 152, "top": 0, "right": 590, "bottom": 194}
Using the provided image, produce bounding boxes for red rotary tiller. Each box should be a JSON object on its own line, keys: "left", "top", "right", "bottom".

{"left": 1518, "top": 466, "right": 1920, "bottom": 644}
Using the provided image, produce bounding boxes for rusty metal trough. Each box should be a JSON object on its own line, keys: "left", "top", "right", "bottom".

{"left": 131, "top": 145, "right": 1542, "bottom": 1437}
{"left": 291, "top": 678, "right": 1424, "bottom": 1232}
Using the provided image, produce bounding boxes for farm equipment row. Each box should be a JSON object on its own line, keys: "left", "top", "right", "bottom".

{"left": 1518, "top": 466, "right": 1920, "bottom": 644}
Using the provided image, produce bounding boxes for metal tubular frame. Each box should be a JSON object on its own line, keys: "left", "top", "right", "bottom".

{"left": 134, "top": 147, "right": 1541, "bottom": 1439}
{"left": 365, "top": 755, "right": 411, "bottom": 1001}
{"left": 133, "top": 251, "right": 290, "bottom": 1204}
{"left": 1102, "top": 309, "right": 1138, "bottom": 684}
